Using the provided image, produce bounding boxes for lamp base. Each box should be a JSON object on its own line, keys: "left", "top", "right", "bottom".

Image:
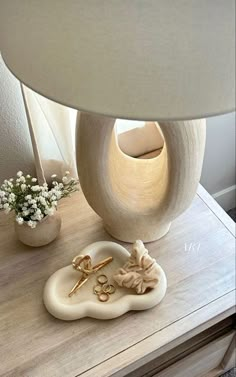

{"left": 76, "top": 113, "right": 206, "bottom": 243}
{"left": 104, "top": 222, "right": 171, "bottom": 243}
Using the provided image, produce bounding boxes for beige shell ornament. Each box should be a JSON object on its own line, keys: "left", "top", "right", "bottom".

{"left": 114, "top": 240, "right": 163, "bottom": 294}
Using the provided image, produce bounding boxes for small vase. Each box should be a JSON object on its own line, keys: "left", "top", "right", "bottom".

{"left": 15, "top": 212, "right": 62, "bottom": 247}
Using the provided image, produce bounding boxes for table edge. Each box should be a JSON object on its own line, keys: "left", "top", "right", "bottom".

{"left": 79, "top": 290, "right": 235, "bottom": 377}
{"left": 197, "top": 184, "right": 235, "bottom": 237}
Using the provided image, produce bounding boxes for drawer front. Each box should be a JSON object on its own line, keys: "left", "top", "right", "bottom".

{"left": 151, "top": 331, "right": 235, "bottom": 377}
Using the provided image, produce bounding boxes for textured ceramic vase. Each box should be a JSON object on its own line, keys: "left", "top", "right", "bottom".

{"left": 15, "top": 212, "right": 62, "bottom": 247}
{"left": 76, "top": 113, "right": 206, "bottom": 243}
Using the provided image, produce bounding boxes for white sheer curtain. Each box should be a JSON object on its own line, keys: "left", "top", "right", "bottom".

{"left": 21, "top": 84, "right": 77, "bottom": 184}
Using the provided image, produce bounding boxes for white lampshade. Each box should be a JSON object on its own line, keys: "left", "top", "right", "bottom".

{"left": 0, "top": 1, "right": 235, "bottom": 120}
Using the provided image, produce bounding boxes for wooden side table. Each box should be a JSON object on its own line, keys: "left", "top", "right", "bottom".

{"left": 0, "top": 185, "right": 235, "bottom": 377}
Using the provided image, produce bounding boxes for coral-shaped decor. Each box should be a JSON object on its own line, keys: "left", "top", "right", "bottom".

{"left": 113, "top": 240, "right": 162, "bottom": 294}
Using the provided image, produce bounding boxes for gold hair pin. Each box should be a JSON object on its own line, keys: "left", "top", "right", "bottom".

{"left": 68, "top": 255, "right": 113, "bottom": 297}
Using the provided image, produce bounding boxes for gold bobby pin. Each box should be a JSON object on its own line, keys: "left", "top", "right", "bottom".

{"left": 68, "top": 255, "right": 113, "bottom": 297}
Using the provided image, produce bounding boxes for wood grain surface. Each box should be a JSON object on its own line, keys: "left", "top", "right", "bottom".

{"left": 0, "top": 185, "right": 235, "bottom": 377}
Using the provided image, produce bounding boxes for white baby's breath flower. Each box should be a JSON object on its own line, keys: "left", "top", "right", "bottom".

{"left": 22, "top": 210, "right": 30, "bottom": 217}
{"left": 8, "top": 193, "right": 16, "bottom": 203}
{"left": 51, "top": 174, "right": 57, "bottom": 178}
{"left": 1, "top": 169, "right": 77, "bottom": 222}
{"left": 27, "top": 220, "right": 36, "bottom": 229}
{"left": 31, "top": 185, "right": 40, "bottom": 192}
{"left": 39, "top": 197, "right": 46, "bottom": 205}
{"left": 16, "top": 217, "right": 24, "bottom": 225}
{"left": 55, "top": 192, "right": 62, "bottom": 200}
{"left": 21, "top": 184, "right": 27, "bottom": 191}
{"left": 45, "top": 207, "right": 55, "bottom": 216}
{"left": 35, "top": 213, "right": 43, "bottom": 221}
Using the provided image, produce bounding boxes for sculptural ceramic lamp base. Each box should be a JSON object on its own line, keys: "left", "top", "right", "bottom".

{"left": 76, "top": 114, "right": 206, "bottom": 243}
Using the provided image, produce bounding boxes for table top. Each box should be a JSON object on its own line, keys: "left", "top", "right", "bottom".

{"left": 0, "top": 185, "right": 235, "bottom": 377}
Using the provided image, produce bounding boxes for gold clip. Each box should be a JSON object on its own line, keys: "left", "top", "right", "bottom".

{"left": 68, "top": 255, "right": 113, "bottom": 297}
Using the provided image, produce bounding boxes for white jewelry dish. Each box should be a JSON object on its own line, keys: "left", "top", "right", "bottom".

{"left": 43, "top": 241, "right": 167, "bottom": 320}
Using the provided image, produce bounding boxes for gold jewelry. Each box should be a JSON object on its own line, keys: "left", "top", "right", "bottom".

{"left": 68, "top": 255, "right": 113, "bottom": 297}
{"left": 97, "top": 274, "right": 108, "bottom": 284}
{"left": 93, "top": 285, "right": 103, "bottom": 294}
{"left": 93, "top": 275, "right": 116, "bottom": 302}
{"left": 102, "top": 283, "right": 116, "bottom": 294}
{"left": 98, "top": 292, "right": 109, "bottom": 302}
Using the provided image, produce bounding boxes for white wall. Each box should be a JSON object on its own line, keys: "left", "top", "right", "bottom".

{"left": 200, "top": 113, "right": 236, "bottom": 210}
{"left": 0, "top": 56, "right": 35, "bottom": 183}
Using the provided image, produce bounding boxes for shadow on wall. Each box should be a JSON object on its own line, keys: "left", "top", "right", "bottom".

{"left": 0, "top": 56, "right": 35, "bottom": 184}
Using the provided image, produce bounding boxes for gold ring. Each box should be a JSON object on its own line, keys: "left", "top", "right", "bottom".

{"left": 93, "top": 285, "right": 103, "bottom": 294}
{"left": 98, "top": 292, "right": 109, "bottom": 302}
{"left": 97, "top": 275, "right": 108, "bottom": 284}
{"left": 102, "top": 283, "right": 116, "bottom": 294}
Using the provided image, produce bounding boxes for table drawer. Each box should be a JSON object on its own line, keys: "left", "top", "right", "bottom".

{"left": 152, "top": 331, "right": 235, "bottom": 377}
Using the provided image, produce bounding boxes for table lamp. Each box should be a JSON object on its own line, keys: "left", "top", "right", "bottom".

{"left": 0, "top": 1, "right": 235, "bottom": 242}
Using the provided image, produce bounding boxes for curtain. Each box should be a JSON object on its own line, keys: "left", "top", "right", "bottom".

{"left": 21, "top": 84, "right": 78, "bottom": 184}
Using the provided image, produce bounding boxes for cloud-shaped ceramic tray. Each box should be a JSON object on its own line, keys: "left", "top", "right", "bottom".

{"left": 43, "top": 241, "right": 167, "bottom": 320}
